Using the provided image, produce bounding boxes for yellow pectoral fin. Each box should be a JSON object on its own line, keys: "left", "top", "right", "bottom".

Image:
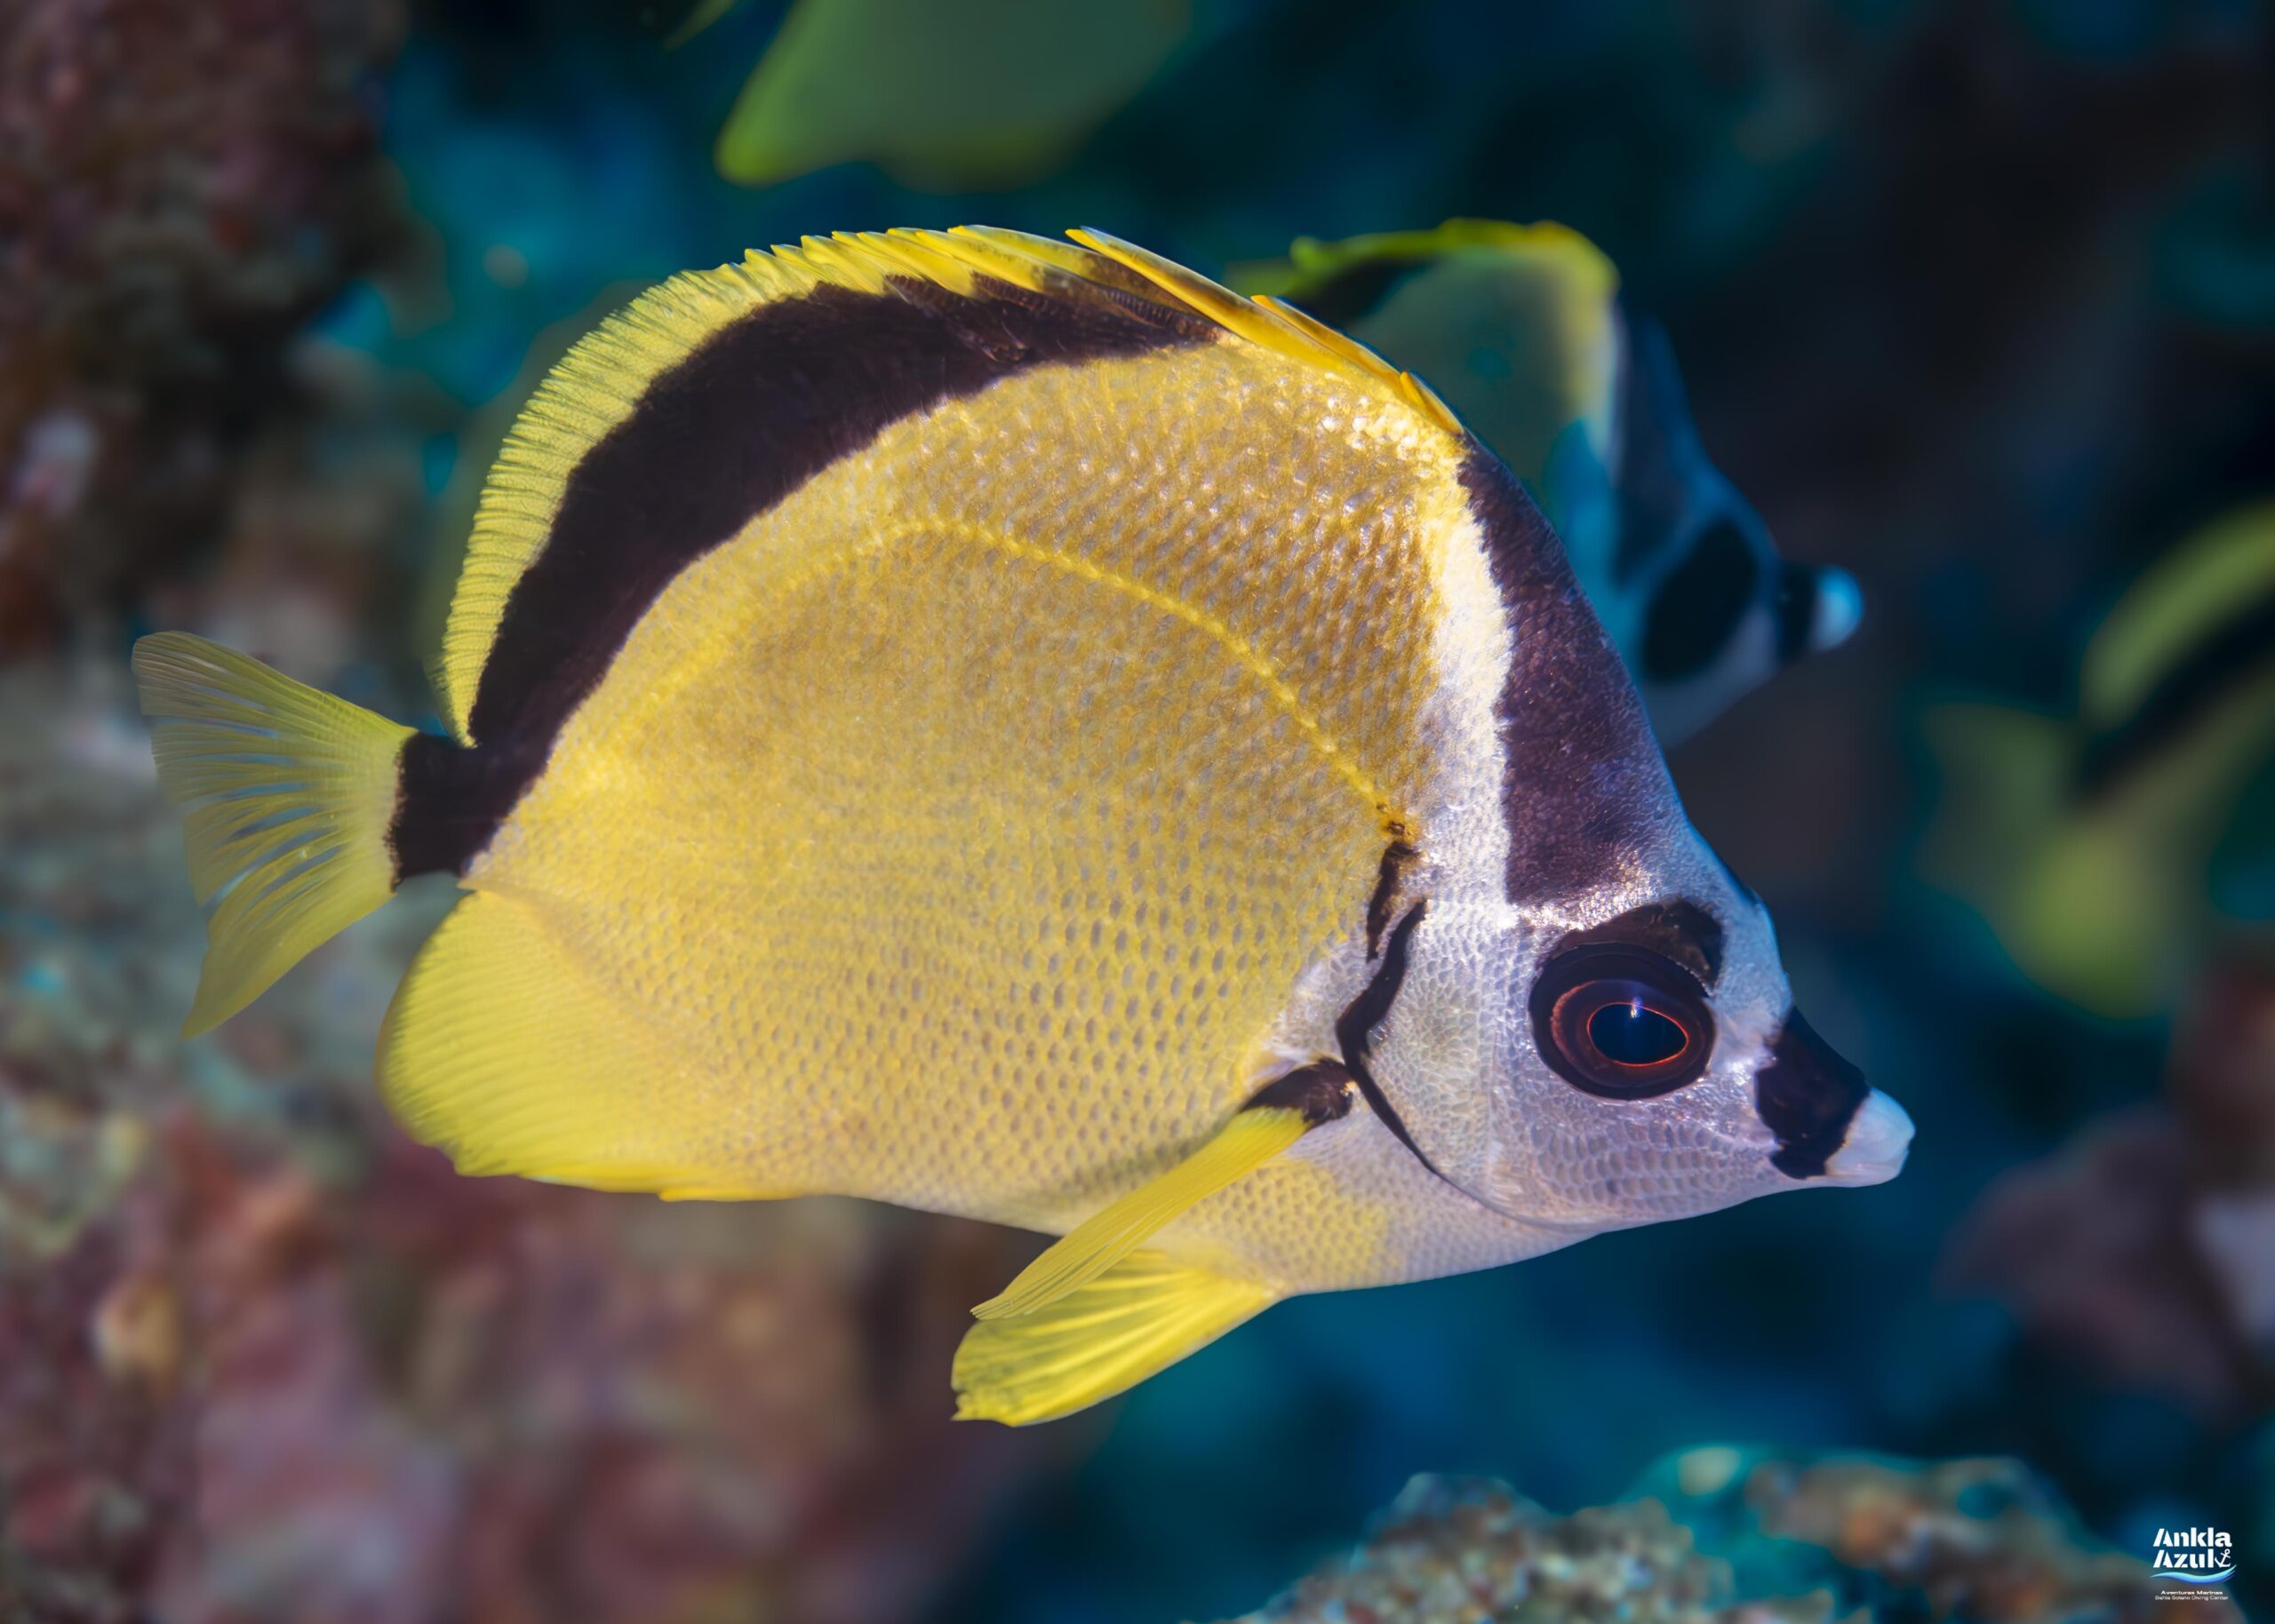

{"left": 972, "top": 1063, "right": 1353, "bottom": 1321}
{"left": 953, "top": 1251, "right": 1278, "bottom": 1426}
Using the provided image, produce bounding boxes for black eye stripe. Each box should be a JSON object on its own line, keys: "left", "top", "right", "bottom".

{"left": 1548, "top": 900, "right": 1724, "bottom": 987}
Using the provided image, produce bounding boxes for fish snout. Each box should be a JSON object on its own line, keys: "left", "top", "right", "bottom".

{"left": 1774, "top": 561, "right": 1864, "bottom": 663}
{"left": 1824, "top": 1088, "right": 1913, "bottom": 1184}
{"left": 1753, "top": 1008, "right": 1907, "bottom": 1183}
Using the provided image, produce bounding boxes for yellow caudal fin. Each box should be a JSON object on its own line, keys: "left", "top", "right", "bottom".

{"left": 953, "top": 1251, "right": 1276, "bottom": 1426}
{"left": 379, "top": 889, "right": 788, "bottom": 1198}
{"left": 133, "top": 633, "right": 414, "bottom": 1037}
{"left": 973, "top": 1106, "right": 1309, "bottom": 1320}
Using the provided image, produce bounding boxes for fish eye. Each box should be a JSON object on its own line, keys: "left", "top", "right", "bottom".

{"left": 1529, "top": 943, "right": 1713, "bottom": 1099}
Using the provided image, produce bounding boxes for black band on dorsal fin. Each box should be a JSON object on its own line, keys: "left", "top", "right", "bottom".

{"left": 393, "top": 275, "right": 1214, "bottom": 878}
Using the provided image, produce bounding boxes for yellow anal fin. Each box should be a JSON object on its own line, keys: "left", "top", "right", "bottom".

{"left": 953, "top": 1251, "right": 1276, "bottom": 1426}
{"left": 379, "top": 890, "right": 797, "bottom": 1199}
{"left": 973, "top": 1062, "right": 1352, "bottom": 1321}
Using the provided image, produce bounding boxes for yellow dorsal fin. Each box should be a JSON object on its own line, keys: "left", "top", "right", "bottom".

{"left": 442, "top": 259, "right": 774, "bottom": 744}
{"left": 439, "top": 227, "right": 1460, "bottom": 744}
{"left": 1070, "top": 228, "right": 1465, "bottom": 437}
{"left": 1230, "top": 219, "right": 1623, "bottom": 489}
{"left": 953, "top": 1251, "right": 1276, "bottom": 1425}
{"left": 940, "top": 225, "right": 1168, "bottom": 303}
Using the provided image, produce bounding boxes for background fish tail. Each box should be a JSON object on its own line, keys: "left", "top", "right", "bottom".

{"left": 132, "top": 633, "right": 415, "bottom": 1036}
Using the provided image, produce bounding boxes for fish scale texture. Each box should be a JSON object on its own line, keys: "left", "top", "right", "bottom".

{"left": 382, "top": 340, "right": 1473, "bottom": 1292}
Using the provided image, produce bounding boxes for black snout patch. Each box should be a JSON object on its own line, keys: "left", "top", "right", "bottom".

{"left": 1754, "top": 1008, "right": 1868, "bottom": 1178}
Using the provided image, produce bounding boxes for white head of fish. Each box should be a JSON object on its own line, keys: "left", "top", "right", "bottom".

{"left": 1359, "top": 819, "right": 1912, "bottom": 1234}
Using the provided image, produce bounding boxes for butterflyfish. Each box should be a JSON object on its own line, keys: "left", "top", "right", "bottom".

{"left": 1237, "top": 220, "right": 1863, "bottom": 743}
{"left": 134, "top": 227, "right": 1912, "bottom": 1425}
{"left": 1924, "top": 500, "right": 2275, "bottom": 1019}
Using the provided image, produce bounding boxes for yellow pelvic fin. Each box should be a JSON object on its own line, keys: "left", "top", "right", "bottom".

{"left": 132, "top": 633, "right": 414, "bottom": 1038}
{"left": 972, "top": 1063, "right": 1352, "bottom": 1321}
{"left": 972, "top": 1106, "right": 1305, "bottom": 1320}
{"left": 953, "top": 1250, "right": 1276, "bottom": 1426}
{"left": 379, "top": 890, "right": 788, "bottom": 1198}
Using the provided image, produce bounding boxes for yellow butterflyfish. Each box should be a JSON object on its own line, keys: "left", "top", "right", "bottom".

{"left": 134, "top": 227, "right": 1910, "bottom": 1426}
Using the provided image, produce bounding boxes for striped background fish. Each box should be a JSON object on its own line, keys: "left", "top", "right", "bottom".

{"left": 1239, "top": 220, "right": 1864, "bottom": 743}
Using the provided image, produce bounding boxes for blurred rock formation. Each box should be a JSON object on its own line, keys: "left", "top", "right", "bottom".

{"left": 1944, "top": 947, "right": 2275, "bottom": 1419}
{"left": 1222, "top": 1474, "right": 1829, "bottom": 1624}
{"left": 0, "top": 0, "right": 410, "bottom": 651}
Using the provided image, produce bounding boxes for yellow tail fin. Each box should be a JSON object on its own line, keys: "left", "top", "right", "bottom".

{"left": 132, "top": 632, "right": 414, "bottom": 1037}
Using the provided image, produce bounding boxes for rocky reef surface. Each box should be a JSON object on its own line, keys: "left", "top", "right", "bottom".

{"left": 0, "top": 657, "right": 1073, "bottom": 1623}
{"left": 1225, "top": 1448, "right": 2241, "bottom": 1624}
{"left": 0, "top": 0, "right": 412, "bottom": 653}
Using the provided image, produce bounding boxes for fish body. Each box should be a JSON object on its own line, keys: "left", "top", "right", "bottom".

{"left": 1238, "top": 221, "right": 1862, "bottom": 742}
{"left": 1924, "top": 501, "right": 2275, "bottom": 1018}
{"left": 136, "top": 228, "right": 1908, "bottom": 1424}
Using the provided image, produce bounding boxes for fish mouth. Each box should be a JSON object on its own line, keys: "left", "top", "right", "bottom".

{"left": 1822, "top": 1089, "right": 1913, "bottom": 1185}
{"left": 1754, "top": 1007, "right": 1904, "bottom": 1181}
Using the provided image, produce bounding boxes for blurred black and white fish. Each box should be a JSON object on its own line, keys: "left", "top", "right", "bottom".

{"left": 1238, "top": 220, "right": 1862, "bottom": 743}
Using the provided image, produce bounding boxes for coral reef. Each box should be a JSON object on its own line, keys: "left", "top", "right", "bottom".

{"left": 1733, "top": 1453, "right": 2233, "bottom": 1624}
{"left": 1223, "top": 1474, "right": 1829, "bottom": 1624}
{"left": 0, "top": 661, "right": 1073, "bottom": 1623}
{"left": 1228, "top": 1450, "right": 2240, "bottom": 1623}
{"left": 0, "top": 0, "right": 410, "bottom": 650}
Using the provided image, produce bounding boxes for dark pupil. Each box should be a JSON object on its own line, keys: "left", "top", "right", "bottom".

{"left": 1587, "top": 1000, "right": 1687, "bottom": 1066}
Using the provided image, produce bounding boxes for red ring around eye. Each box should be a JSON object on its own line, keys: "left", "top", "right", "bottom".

{"left": 1530, "top": 944, "right": 1715, "bottom": 1100}
{"left": 1583, "top": 997, "right": 1691, "bottom": 1069}
{"left": 1550, "top": 983, "right": 1696, "bottom": 1090}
